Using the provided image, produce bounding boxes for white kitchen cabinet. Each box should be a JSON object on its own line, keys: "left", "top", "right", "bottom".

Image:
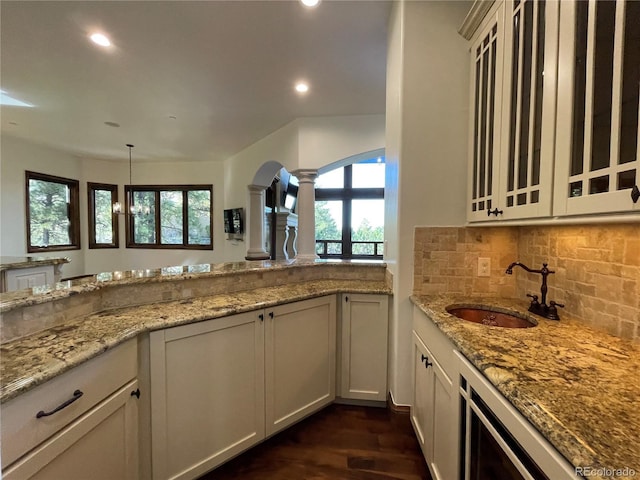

{"left": 467, "top": 0, "right": 560, "bottom": 222}
{"left": 149, "top": 295, "right": 336, "bottom": 479}
{"left": 554, "top": 0, "right": 640, "bottom": 216}
{"left": 149, "top": 310, "right": 265, "bottom": 480}
{"left": 3, "top": 380, "right": 139, "bottom": 480}
{"left": 265, "top": 295, "right": 336, "bottom": 436}
{"left": 1, "top": 340, "right": 139, "bottom": 479}
{"left": 412, "top": 308, "right": 458, "bottom": 480}
{"left": 339, "top": 293, "right": 388, "bottom": 402}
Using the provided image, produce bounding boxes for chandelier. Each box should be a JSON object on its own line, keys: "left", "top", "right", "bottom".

{"left": 113, "top": 144, "right": 150, "bottom": 215}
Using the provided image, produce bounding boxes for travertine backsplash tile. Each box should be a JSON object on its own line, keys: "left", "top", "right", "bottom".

{"left": 414, "top": 223, "right": 639, "bottom": 341}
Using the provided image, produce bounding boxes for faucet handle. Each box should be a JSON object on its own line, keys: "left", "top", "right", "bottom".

{"left": 549, "top": 300, "right": 564, "bottom": 309}
{"left": 526, "top": 294, "right": 539, "bottom": 305}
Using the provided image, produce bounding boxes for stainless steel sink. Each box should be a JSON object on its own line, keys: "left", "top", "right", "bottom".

{"left": 446, "top": 307, "right": 537, "bottom": 328}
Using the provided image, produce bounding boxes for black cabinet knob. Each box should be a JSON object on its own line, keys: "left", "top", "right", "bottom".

{"left": 631, "top": 185, "right": 640, "bottom": 204}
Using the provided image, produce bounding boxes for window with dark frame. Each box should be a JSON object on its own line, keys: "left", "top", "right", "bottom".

{"left": 125, "top": 184, "right": 213, "bottom": 250}
{"left": 314, "top": 159, "right": 385, "bottom": 260}
{"left": 88, "top": 182, "right": 119, "bottom": 249}
{"left": 25, "top": 171, "right": 80, "bottom": 253}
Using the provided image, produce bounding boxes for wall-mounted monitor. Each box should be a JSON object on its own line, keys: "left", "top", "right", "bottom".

{"left": 224, "top": 208, "right": 244, "bottom": 235}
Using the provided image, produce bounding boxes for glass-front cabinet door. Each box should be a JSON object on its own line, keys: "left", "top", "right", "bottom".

{"left": 468, "top": 4, "right": 505, "bottom": 222}
{"left": 554, "top": 0, "right": 640, "bottom": 215}
{"left": 498, "top": 0, "right": 559, "bottom": 219}
{"left": 467, "top": 0, "right": 559, "bottom": 222}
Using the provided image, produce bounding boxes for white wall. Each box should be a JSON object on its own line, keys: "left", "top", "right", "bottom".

{"left": 1, "top": 136, "right": 86, "bottom": 277}
{"left": 385, "top": 0, "right": 470, "bottom": 406}
{"left": 1, "top": 135, "right": 228, "bottom": 277}
{"left": 297, "top": 115, "right": 385, "bottom": 170}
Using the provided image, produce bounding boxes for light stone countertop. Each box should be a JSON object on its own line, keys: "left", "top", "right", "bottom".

{"left": 0, "top": 256, "right": 69, "bottom": 271}
{"left": 412, "top": 294, "right": 640, "bottom": 480}
{"left": 0, "top": 259, "right": 384, "bottom": 312}
{"left": 0, "top": 279, "right": 390, "bottom": 404}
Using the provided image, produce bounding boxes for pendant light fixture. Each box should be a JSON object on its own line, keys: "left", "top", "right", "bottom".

{"left": 113, "top": 144, "right": 150, "bottom": 215}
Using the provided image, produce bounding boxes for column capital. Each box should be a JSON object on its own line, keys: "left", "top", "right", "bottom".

{"left": 291, "top": 169, "right": 318, "bottom": 184}
{"left": 248, "top": 184, "right": 267, "bottom": 193}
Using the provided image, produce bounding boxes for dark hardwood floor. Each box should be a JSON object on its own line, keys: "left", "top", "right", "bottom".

{"left": 198, "top": 404, "right": 432, "bottom": 480}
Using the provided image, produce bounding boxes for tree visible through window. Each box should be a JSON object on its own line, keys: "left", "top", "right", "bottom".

{"left": 26, "top": 171, "right": 80, "bottom": 252}
{"left": 126, "top": 185, "right": 213, "bottom": 249}
{"left": 315, "top": 158, "right": 384, "bottom": 259}
{"left": 88, "top": 182, "right": 119, "bottom": 248}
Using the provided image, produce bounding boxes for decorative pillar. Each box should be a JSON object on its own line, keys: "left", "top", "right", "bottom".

{"left": 291, "top": 169, "right": 318, "bottom": 260}
{"left": 275, "top": 212, "right": 298, "bottom": 260}
{"left": 245, "top": 184, "right": 270, "bottom": 260}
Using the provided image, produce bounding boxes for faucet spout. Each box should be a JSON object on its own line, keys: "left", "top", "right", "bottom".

{"left": 504, "top": 261, "right": 562, "bottom": 320}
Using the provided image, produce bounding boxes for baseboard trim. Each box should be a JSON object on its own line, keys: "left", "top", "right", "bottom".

{"left": 387, "top": 392, "right": 410, "bottom": 414}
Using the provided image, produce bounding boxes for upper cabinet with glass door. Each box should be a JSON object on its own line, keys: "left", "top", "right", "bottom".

{"left": 554, "top": 0, "right": 640, "bottom": 215}
{"left": 467, "top": 0, "right": 560, "bottom": 222}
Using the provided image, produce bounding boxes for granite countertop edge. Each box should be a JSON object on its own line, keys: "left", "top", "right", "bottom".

{"left": 410, "top": 294, "right": 640, "bottom": 480}
{"left": 0, "top": 259, "right": 386, "bottom": 313}
{"left": 0, "top": 280, "right": 391, "bottom": 404}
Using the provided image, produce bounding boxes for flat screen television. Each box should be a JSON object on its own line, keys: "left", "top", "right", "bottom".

{"left": 224, "top": 208, "right": 244, "bottom": 234}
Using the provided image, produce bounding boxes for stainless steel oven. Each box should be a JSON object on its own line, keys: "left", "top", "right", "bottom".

{"left": 457, "top": 353, "right": 576, "bottom": 480}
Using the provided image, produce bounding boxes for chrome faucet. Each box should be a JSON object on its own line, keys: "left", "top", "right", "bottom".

{"left": 505, "top": 262, "right": 564, "bottom": 320}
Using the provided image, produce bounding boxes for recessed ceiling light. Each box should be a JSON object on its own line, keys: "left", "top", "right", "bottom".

{"left": 295, "top": 82, "right": 309, "bottom": 94}
{"left": 90, "top": 33, "right": 111, "bottom": 47}
{"left": 300, "top": 0, "right": 321, "bottom": 7}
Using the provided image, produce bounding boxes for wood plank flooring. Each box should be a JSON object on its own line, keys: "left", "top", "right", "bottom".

{"left": 198, "top": 404, "right": 432, "bottom": 480}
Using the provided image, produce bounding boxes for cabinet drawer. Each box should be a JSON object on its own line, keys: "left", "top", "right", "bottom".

{"left": 1, "top": 339, "right": 137, "bottom": 467}
{"left": 412, "top": 307, "right": 454, "bottom": 379}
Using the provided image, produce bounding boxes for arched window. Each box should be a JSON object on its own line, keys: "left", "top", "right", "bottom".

{"left": 314, "top": 157, "right": 385, "bottom": 259}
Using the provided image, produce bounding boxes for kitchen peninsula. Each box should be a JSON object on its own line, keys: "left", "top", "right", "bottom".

{"left": 2, "top": 259, "right": 639, "bottom": 480}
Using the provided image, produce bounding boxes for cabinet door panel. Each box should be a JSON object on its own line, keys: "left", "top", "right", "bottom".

{"left": 499, "top": 0, "right": 558, "bottom": 219}
{"left": 555, "top": 0, "right": 640, "bottom": 215}
{"left": 468, "top": 5, "right": 505, "bottom": 221}
{"left": 340, "top": 294, "right": 388, "bottom": 401}
{"left": 411, "top": 333, "right": 433, "bottom": 459}
{"left": 4, "top": 380, "right": 138, "bottom": 480}
{"left": 266, "top": 296, "right": 336, "bottom": 437}
{"left": 150, "top": 312, "right": 265, "bottom": 480}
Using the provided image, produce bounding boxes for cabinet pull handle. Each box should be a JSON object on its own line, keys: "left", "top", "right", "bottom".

{"left": 269, "top": 312, "right": 274, "bottom": 319}
{"left": 420, "top": 354, "right": 433, "bottom": 368}
{"left": 345, "top": 296, "right": 349, "bottom": 302}
{"left": 36, "top": 390, "right": 83, "bottom": 418}
{"left": 632, "top": 185, "right": 640, "bottom": 204}
{"left": 487, "top": 208, "right": 503, "bottom": 217}
{"left": 259, "top": 313, "right": 264, "bottom": 321}
{"left": 131, "top": 388, "right": 141, "bottom": 399}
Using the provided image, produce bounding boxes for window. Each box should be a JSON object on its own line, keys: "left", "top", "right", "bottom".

{"left": 88, "top": 182, "right": 119, "bottom": 248}
{"left": 315, "top": 158, "right": 385, "bottom": 259}
{"left": 125, "top": 185, "right": 213, "bottom": 249}
{"left": 26, "top": 171, "right": 80, "bottom": 253}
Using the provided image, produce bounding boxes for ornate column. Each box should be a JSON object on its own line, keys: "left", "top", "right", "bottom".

{"left": 291, "top": 169, "right": 318, "bottom": 260}
{"left": 275, "top": 212, "right": 298, "bottom": 260}
{"left": 245, "top": 184, "right": 270, "bottom": 260}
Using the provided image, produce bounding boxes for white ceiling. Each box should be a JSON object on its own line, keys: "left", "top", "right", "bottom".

{"left": 1, "top": 1, "right": 390, "bottom": 163}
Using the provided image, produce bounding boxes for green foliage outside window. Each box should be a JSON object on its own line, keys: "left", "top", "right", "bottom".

{"left": 29, "top": 179, "right": 71, "bottom": 246}
{"left": 94, "top": 190, "right": 114, "bottom": 244}
{"left": 27, "top": 171, "right": 80, "bottom": 252}
{"left": 127, "top": 186, "right": 212, "bottom": 249}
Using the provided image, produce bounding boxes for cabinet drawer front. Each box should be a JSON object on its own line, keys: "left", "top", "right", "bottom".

{"left": 1, "top": 339, "right": 137, "bottom": 467}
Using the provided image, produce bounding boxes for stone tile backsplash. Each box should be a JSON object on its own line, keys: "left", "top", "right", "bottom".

{"left": 414, "top": 224, "right": 640, "bottom": 341}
